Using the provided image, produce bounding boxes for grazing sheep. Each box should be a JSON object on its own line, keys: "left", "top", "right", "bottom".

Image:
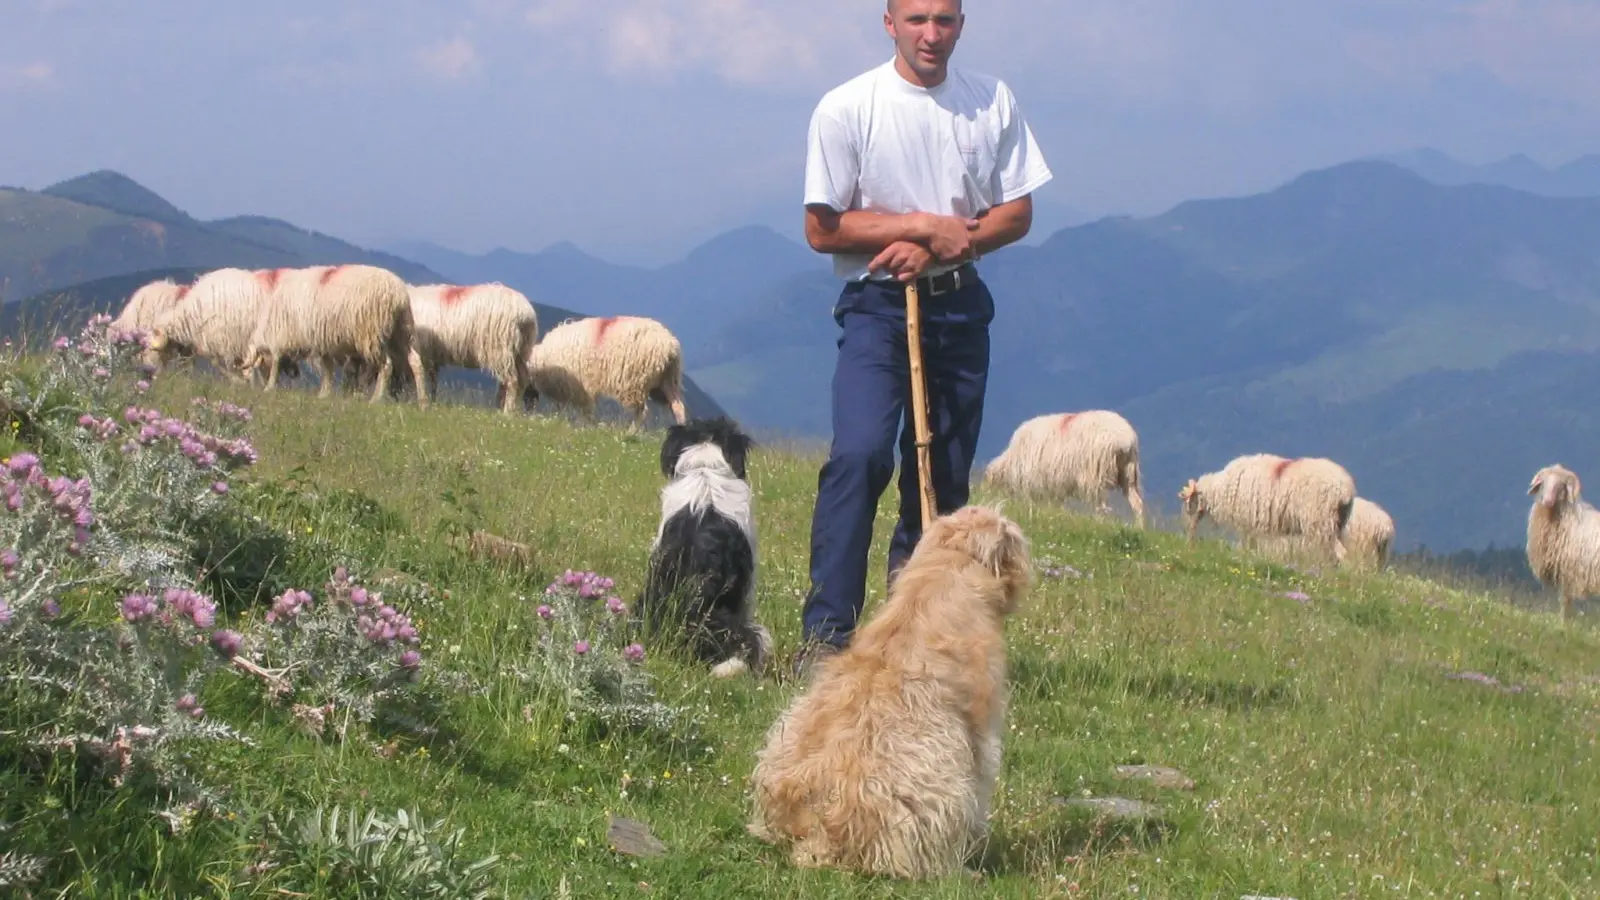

{"left": 981, "top": 410, "right": 1146, "bottom": 528}
{"left": 243, "top": 264, "right": 428, "bottom": 407}
{"left": 1340, "top": 496, "right": 1396, "bottom": 570}
{"left": 525, "top": 315, "right": 688, "bottom": 429}
{"left": 145, "top": 268, "right": 270, "bottom": 383}
{"left": 406, "top": 282, "right": 539, "bottom": 414}
{"left": 1178, "top": 453, "right": 1356, "bottom": 564}
{"left": 111, "top": 277, "right": 189, "bottom": 340}
{"left": 1525, "top": 463, "right": 1600, "bottom": 620}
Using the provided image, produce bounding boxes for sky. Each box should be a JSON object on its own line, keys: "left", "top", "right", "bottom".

{"left": 5, "top": 0, "right": 1600, "bottom": 266}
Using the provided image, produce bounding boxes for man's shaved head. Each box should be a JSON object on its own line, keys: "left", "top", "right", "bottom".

{"left": 883, "top": 0, "right": 965, "bottom": 87}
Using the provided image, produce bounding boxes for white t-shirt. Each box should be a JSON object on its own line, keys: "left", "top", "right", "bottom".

{"left": 803, "top": 58, "right": 1054, "bottom": 282}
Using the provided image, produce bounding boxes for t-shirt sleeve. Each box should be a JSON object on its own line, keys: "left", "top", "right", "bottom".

{"left": 803, "top": 103, "right": 859, "bottom": 212}
{"left": 991, "top": 83, "right": 1053, "bottom": 205}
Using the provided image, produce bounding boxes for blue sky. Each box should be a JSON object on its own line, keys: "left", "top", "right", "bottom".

{"left": 4, "top": 0, "right": 1600, "bottom": 265}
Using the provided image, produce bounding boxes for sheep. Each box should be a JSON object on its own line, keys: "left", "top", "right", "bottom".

{"left": 243, "top": 264, "right": 428, "bottom": 408}
{"left": 525, "top": 315, "right": 688, "bottom": 429}
{"left": 1525, "top": 463, "right": 1600, "bottom": 621}
{"left": 1340, "top": 496, "right": 1395, "bottom": 570}
{"left": 981, "top": 410, "right": 1146, "bottom": 528}
{"left": 1178, "top": 453, "right": 1356, "bottom": 564}
{"left": 405, "top": 282, "right": 539, "bottom": 414}
{"left": 145, "top": 268, "right": 271, "bottom": 383}
{"left": 111, "top": 277, "right": 189, "bottom": 341}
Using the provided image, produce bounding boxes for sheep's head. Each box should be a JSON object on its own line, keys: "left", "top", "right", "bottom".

{"left": 1177, "top": 478, "right": 1206, "bottom": 541}
{"left": 142, "top": 327, "right": 181, "bottom": 368}
{"left": 1529, "top": 464, "right": 1581, "bottom": 512}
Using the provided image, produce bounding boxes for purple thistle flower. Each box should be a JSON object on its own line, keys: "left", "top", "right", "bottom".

{"left": 120, "top": 593, "right": 158, "bottom": 623}
{"left": 536, "top": 604, "right": 553, "bottom": 619}
{"left": 175, "top": 694, "right": 204, "bottom": 718}
{"left": 52, "top": 336, "right": 68, "bottom": 351}
{"left": 399, "top": 649, "right": 421, "bottom": 669}
{"left": 211, "top": 629, "right": 242, "bottom": 659}
{"left": 349, "top": 586, "right": 369, "bottom": 607}
{"left": 606, "top": 596, "right": 626, "bottom": 615}
{"left": 5, "top": 453, "right": 39, "bottom": 477}
{"left": 624, "top": 643, "right": 645, "bottom": 663}
{"left": 134, "top": 380, "right": 151, "bottom": 393}
{"left": 92, "top": 367, "right": 110, "bottom": 380}
{"left": 164, "top": 588, "right": 217, "bottom": 629}
{"left": 41, "top": 599, "right": 61, "bottom": 619}
{"left": 574, "top": 640, "right": 590, "bottom": 656}
{"left": 211, "top": 481, "right": 229, "bottom": 495}
{"left": 0, "top": 599, "right": 11, "bottom": 626}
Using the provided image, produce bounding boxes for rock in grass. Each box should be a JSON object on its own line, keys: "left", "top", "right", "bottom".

{"left": 607, "top": 815, "right": 667, "bottom": 858}
{"left": 1054, "top": 796, "right": 1164, "bottom": 820}
{"left": 1113, "top": 764, "right": 1196, "bottom": 790}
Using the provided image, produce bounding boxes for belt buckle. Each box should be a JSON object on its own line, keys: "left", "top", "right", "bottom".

{"left": 922, "top": 267, "right": 960, "bottom": 297}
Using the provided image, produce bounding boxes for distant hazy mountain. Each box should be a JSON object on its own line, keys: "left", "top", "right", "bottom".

{"left": 0, "top": 170, "right": 443, "bottom": 303}
{"left": 1380, "top": 147, "right": 1600, "bottom": 198}
{"left": 393, "top": 159, "right": 1600, "bottom": 552}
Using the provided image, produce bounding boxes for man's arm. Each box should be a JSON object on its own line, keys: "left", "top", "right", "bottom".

{"left": 804, "top": 205, "right": 979, "bottom": 256}
{"left": 964, "top": 193, "right": 1034, "bottom": 260}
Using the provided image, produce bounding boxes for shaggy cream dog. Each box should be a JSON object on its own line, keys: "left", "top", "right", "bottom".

{"left": 746, "top": 504, "right": 1034, "bottom": 880}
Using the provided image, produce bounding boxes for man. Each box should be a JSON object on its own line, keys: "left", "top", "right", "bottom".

{"left": 795, "top": 0, "right": 1053, "bottom": 676}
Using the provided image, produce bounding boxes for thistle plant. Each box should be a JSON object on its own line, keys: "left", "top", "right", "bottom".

{"left": 519, "top": 569, "right": 703, "bottom": 747}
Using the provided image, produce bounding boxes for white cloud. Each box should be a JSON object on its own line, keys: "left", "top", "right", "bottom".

{"left": 1346, "top": 0, "right": 1600, "bottom": 110}
{"left": 1, "top": 61, "right": 56, "bottom": 89}
{"left": 521, "top": 0, "right": 878, "bottom": 89}
{"left": 416, "top": 36, "right": 481, "bottom": 81}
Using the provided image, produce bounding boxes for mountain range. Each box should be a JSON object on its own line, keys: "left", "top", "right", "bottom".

{"left": 6, "top": 158, "right": 1600, "bottom": 553}
{"left": 1380, "top": 147, "right": 1600, "bottom": 198}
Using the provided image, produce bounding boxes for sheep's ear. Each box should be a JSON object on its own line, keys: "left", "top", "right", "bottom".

{"left": 1528, "top": 477, "right": 1542, "bottom": 496}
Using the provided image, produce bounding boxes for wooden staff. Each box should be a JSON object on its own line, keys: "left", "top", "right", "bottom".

{"left": 905, "top": 279, "right": 937, "bottom": 528}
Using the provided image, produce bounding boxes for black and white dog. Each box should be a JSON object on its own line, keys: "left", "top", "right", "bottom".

{"left": 636, "top": 417, "right": 771, "bottom": 678}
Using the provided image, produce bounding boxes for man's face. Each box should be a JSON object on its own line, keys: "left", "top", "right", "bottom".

{"left": 885, "top": 0, "right": 964, "bottom": 81}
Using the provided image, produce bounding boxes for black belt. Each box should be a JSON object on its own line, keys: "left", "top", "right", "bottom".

{"left": 910, "top": 263, "right": 977, "bottom": 297}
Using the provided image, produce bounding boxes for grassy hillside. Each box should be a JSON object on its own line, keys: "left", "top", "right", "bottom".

{"left": 3, "top": 331, "right": 1597, "bottom": 898}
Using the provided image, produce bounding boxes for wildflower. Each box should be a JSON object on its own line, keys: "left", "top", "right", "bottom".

{"left": 210, "top": 629, "right": 243, "bottom": 659}
{"left": 606, "top": 596, "right": 626, "bottom": 615}
{"left": 40, "top": 599, "right": 60, "bottom": 619}
{"left": 399, "top": 649, "right": 421, "bottom": 670}
{"left": 164, "top": 588, "right": 217, "bottom": 629}
{"left": 175, "top": 694, "right": 204, "bottom": 718}
{"left": 1283, "top": 591, "right": 1311, "bottom": 603}
{"left": 211, "top": 481, "right": 229, "bottom": 495}
{"left": 5, "top": 453, "right": 39, "bottom": 477}
{"left": 574, "top": 640, "right": 590, "bottom": 655}
{"left": 92, "top": 367, "right": 110, "bottom": 380}
{"left": 349, "top": 586, "right": 369, "bottom": 607}
{"left": 52, "top": 336, "right": 69, "bottom": 351}
{"left": 134, "top": 380, "right": 151, "bottom": 393}
{"left": 624, "top": 643, "right": 645, "bottom": 663}
{"left": 266, "top": 588, "right": 313, "bottom": 623}
{"left": 1, "top": 548, "right": 17, "bottom": 578}
{"left": 120, "top": 593, "right": 158, "bottom": 623}
{"left": 0, "top": 599, "right": 10, "bottom": 626}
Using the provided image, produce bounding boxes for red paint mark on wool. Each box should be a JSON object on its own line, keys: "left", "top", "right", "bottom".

{"left": 441, "top": 285, "right": 473, "bottom": 305}
{"left": 317, "top": 265, "right": 345, "bottom": 286}
{"left": 1058, "top": 412, "right": 1077, "bottom": 433}
{"left": 254, "top": 269, "right": 285, "bottom": 291}
{"left": 176, "top": 285, "right": 191, "bottom": 299}
{"left": 1272, "top": 458, "right": 1298, "bottom": 480}
{"left": 592, "top": 316, "right": 623, "bottom": 344}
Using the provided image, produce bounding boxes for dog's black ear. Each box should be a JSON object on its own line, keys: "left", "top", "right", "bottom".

{"left": 723, "top": 429, "right": 754, "bottom": 481}
{"left": 660, "top": 423, "right": 692, "bottom": 477}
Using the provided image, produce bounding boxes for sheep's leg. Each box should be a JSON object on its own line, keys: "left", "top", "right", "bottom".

{"left": 264, "top": 354, "right": 281, "bottom": 391}
{"left": 407, "top": 346, "right": 428, "bottom": 409}
{"left": 1561, "top": 592, "right": 1573, "bottom": 621}
{"left": 309, "top": 357, "right": 335, "bottom": 397}
{"left": 660, "top": 379, "right": 688, "bottom": 425}
{"left": 370, "top": 351, "right": 395, "bottom": 404}
{"left": 1125, "top": 484, "right": 1147, "bottom": 529}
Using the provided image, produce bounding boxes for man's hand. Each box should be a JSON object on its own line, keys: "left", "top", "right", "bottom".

{"left": 921, "top": 213, "right": 981, "bottom": 263}
{"left": 868, "top": 240, "right": 934, "bottom": 282}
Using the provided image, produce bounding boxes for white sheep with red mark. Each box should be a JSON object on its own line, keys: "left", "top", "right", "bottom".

{"left": 111, "top": 277, "right": 189, "bottom": 342}
{"left": 144, "top": 267, "right": 273, "bottom": 383}
{"left": 1178, "top": 453, "right": 1356, "bottom": 563}
{"left": 981, "top": 410, "right": 1146, "bottom": 528}
{"left": 405, "top": 282, "right": 539, "bottom": 414}
{"left": 1525, "top": 463, "right": 1600, "bottom": 620}
{"left": 1340, "top": 496, "right": 1395, "bottom": 570}
{"left": 243, "top": 264, "right": 428, "bottom": 407}
{"left": 525, "top": 315, "right": 687, "bottom": 429}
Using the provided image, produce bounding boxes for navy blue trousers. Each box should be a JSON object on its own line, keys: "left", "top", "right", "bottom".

{"left": 801, "top": 273, "right": 994, "bottom": 648}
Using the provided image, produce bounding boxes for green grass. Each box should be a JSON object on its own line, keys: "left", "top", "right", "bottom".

{"left": 12, "top": 372, "right": 1600, "bottom": 898}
